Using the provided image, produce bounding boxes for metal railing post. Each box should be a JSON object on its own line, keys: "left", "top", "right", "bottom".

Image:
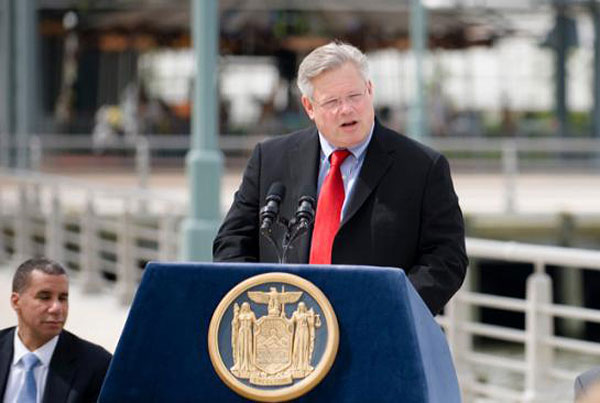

{"left": 502, "top": 139, "right": 518, "bottom": 214}
{"left": 558, "top": 213, "right": 584, "bottom": 337}
{"left": 80, "top": 194, "right": 101, "bottom": 293}
{"left": 159, "top": 208, "right": 176, "bottom": 261}
{"left": 524, "top": 261, "right": 554, "bottom": 403}
{"left": 13, "top": 183, "right": 29, "bottom": 263}
{"left": 28, "top": 137, "right": 43, "bottom": 211}
{"left": 445, "top": 265, "right": 473, "bottom": 402}
{"left": 0, "top": 186, "right": 5, "bottom": 262}
{"left": 135, "top": 137, "right": 149, "bottom": 214}
{"left": 29, "top": 135, "right": 41, "bottom": 171}
{"left": 45, "top": 186, "right": 63, "bottom": 263}
{"left": 117, "top": 200, "right": 136, "bottom": 305}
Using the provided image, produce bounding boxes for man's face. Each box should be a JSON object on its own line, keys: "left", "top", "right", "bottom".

{"left": 11, "top": 271, "right": 69, "bottom": 347}
{"left": 301, "top": 62, "right": 375, "bottom": 149}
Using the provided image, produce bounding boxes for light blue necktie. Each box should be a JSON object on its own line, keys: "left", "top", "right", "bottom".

{"left": 16, "top": 352, "right": 40, "bottom": 403}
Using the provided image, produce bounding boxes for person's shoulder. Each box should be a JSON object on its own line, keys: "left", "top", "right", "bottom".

{"left": 0, "top": 327, "right": 15, "bottom": 342}
{"left": 0, "top": 327, "right": 14, "bottom": 337}
{"left": 59, "top": 330, "right": 112, "bottom": 363}
{"left": 375, "top": 122, "right": 442, "bottom": 163}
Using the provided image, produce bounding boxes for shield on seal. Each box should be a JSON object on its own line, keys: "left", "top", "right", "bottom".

{"left": 253, "top": 316, "right": 293, "bottom": 374}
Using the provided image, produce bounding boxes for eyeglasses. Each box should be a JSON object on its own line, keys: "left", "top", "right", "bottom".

{"left": 313, "top": 88, "right": 368, "bottom": 113}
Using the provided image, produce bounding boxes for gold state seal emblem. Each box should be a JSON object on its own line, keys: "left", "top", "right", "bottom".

{"left": 208, "top": 273, "right": 339, "bottom": 402}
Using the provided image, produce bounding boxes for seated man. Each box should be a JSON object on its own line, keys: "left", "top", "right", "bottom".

{"left": 0, "top": 258, "right": 112, "bottom": 403}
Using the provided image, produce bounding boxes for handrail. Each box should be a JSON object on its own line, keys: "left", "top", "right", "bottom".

{"left": 444, "top": 237, "right": 600, "bottom": 402}
{"left": 467, "top": 238, "right": 600, "bottom": 270}
{"left": 0, "top": 168, "right": 184, "bottom": 205}
{"left": 7, "top": 133, "right": 600, "bottom": 153}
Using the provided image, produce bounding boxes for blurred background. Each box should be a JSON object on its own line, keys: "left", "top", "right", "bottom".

{"left": 1, "top": 0, "right": 600, "bottom": 401}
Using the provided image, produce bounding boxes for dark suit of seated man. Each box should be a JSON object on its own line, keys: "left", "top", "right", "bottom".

{"left": 0, "top": 258, "right": 111, "bottom": 403}
{"left": 213, "top": 41, "right": 468, "bottom": 315}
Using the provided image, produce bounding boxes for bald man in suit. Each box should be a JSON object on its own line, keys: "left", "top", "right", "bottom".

{"left": 0, "top": 258, "right": 111, "bottom": 403}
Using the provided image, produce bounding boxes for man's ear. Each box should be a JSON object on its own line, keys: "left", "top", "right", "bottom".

{"left": 367, "top": 80, "right": 374, "bottom": 97}
{"left": 10, "top": 292, "right": 20, "bottom": 312}
{"left": 301, "top": 96, "right": 316, "bottom": 121}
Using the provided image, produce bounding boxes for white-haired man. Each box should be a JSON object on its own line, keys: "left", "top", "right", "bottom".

{"left": 213, "top": 41, "right": 467, "bottom": 314}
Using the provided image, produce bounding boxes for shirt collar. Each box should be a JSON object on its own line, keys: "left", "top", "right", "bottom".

{"left": 12, "top": 328, "right": 60, "bottom": 367}
{"left": 317, "top": 122, "right": 374, "bottom": 161}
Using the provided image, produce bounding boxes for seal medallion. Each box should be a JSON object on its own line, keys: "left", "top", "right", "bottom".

{"left": 208, "top": 272, "right": 339, "bottom": 402}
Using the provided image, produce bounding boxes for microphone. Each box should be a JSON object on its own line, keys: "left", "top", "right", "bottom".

{"left": 294, "top": 193, "right": 316, "bottom": 231}
{"left": 260, "top": 182, "right": 286, "bottom": 235}
{"left": 281, "top": 190, "right": 316, "bottom": 263}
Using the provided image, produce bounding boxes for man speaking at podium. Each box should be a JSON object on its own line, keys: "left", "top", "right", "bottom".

{"left": 213, "top": 41, "right": 467, "bottom": 315}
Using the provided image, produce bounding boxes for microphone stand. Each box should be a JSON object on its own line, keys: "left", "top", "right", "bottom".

{"left": 259, "top": 193, "right": 315, "bottom": 264}
{"left": 260, "top": 217, "right": 288, "bottom": 264}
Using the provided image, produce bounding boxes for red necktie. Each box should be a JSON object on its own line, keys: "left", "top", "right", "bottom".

{"left": 309, "top": 149, "right": 351, "bottom": 264}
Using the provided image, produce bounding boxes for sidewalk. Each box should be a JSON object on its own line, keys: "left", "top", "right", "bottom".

{"left": 0, "top": 265, "right": 129, "bottom": 353}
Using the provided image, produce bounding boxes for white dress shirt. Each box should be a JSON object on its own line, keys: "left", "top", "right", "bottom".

{"left": 3, "top": 330, "right": 59, "bottom": 403}
{"left": 316, "top": 123, "right": 374, "bottom": 220}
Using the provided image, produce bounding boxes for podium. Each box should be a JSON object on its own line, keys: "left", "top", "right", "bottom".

{"left": 99, "top": 263, "right": 461, "bottom": 402}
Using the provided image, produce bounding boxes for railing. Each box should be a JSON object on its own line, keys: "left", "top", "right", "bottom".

{"left": 1, "top": 167, "right": 600, "bottom": 402}
{"left": 16, "top": 133, "right": 600, "bottom": 216}
{"left": 0, "top": 168, "right": 184, "bottom": 304}
{"left": 440, "top": 239, "right": 600, "bottom": 403}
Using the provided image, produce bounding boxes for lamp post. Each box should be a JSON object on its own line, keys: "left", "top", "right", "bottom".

{"left": 410, "top": 0, "right": 428, "bottom": 141}
{"left": 180, "top": 0, "right": 223, "bottom": 261}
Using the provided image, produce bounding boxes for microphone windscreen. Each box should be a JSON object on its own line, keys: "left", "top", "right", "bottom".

{"left": 267, "top": 182, "right": 286, "bottom": 201}
{"left": 298, "top": 186, "right": 315, "bottom": 206}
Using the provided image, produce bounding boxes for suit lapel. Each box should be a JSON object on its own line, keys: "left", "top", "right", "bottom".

{"left": 340, "top": 122, "right": 394, "bottom": 228}
{"left": 43, "top": 331, "right": 77, "bottom": 403}
{"left": 0, "top": 328, "right": 15, "bottom": 397}
{"left": 286, "top": 128, "right": 320, "bottom": 263}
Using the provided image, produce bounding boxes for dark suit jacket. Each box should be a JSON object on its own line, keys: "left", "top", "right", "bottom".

{"left": 213, "top": 120, "right": 468, "bottom": 314}
{"left": 0, "top": 327, "right": 112, "bottom": 403}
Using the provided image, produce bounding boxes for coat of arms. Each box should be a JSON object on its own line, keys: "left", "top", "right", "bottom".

{"left": 208, "top": 272, "right": 339, "bottom": 402}
{"left": 230, "top": 287, "right": 322, "bottom": 385}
